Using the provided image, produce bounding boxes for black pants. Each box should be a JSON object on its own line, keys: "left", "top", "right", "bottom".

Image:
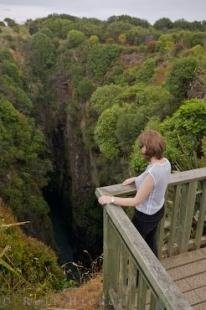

{"left": 132, "top": 207, "right": 164, "bottom": 257}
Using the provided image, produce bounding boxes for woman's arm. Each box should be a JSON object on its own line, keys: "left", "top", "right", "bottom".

{"left": 122, "top": 177, "right": 136, "bottom": 185}
{"left": 98, "top": 174, "right": 154, "bottom": 207}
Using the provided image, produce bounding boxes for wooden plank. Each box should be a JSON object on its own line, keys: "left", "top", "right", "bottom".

{"left": 162, "top": 246, "right": 206, "bottom": 270}
{"left": 176, "top": 271, "right": 206, "bottom": 293}
{"left": 166, "top": 259, "right": 206, "bottom": 281}
{"left": 156, "top": 190, "right": 169, "bottom": 259}
{"left": 127, "top": 254, "right": 138, "bottom": 310}
{"left": 118, "top": 241, "right": 129, "bottom": 309}
{"left": 170, "top": 168, "right": 206, "bottom": 186}
{"left": 176, "top": 183, "right": 187, "bottom": 253}
{"left": 184, "top": 286, "right": 206, "bottom": 306}
{"left": 193, "top": 302, "right": 206, "bottom": 309}
{"left": 195, "top": 181, "right": 206, "bottom": 248}
{"left": 118, "top": 241, "right": 124, "bottom": 297}
{"left": 95, "top": 184, "right": 136, "bottom": 198}
{"left": 110, "top": 221, "right": 122, "bottom": 291}
{"left": 180, "top": 182, "right": 198, "bottom": 252}
{"left": 103, "top": 209, "right": 110, "bottom": 306}
{"left": 168, "top": 185, "right": 182, "bottom": 256}
{"left": 137, "top": 273, "right": 147, "bottom": 310}
{"left": 155, "top": 300, "right": 166, "bottom": 310}
{"left": 95, "top": 168, "right": 206, "bottom": 198}
{"left": 175, "top": 278, "right": 192, "bottom": 292}
{"left": 183, "top": 289, "right": 202, "bottom": 307}
{"left": 109, "top": 288, "right": 123, "bottom": 310}
{"left": 102, "top": 204, "right": 191, "bottom": 309}
{"left": 150, "top": 291, "right": 156, "bottom": 310}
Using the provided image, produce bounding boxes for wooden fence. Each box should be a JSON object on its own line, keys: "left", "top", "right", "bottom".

{"left": 95, "top": 167, "right": 206, "bottom": 309}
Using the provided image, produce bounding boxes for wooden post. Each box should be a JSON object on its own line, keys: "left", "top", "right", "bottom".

{"left": 195, "top": 180, "right": 206, "bottom": 248}
{"left": 103, "top": 208, "right": 110, "bottom": 308}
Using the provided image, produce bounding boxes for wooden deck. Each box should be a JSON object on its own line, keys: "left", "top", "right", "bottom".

{"left": 162, "top": 248, "right": 206, "bottom": 309}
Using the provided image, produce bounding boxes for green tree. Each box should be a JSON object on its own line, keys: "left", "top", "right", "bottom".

{"left": 30, "top": 32, "right": 56, "bottom": 76}
{"left": 42, "top": 17, "right": 73, "bottom": 38}
{"left": 125, "top": 26, "right": 155, "bottom": 45}
{"left": 88, "top": 35, "right": 99, "bottom": 44}
{"left": 4, "top": 18, "right": 17, "bottom": 28}
{"left": 115, "top": 106, "right": 143, "bottom": 154}
{"left": 136, "top": 58, "right": 156, "bottom": 83}
{"left": 94, "top": 105, "right": 120, "bottom": 159}
{"left": 90, "top": 84, "right": 122, "bottom": 115}
{"left": 0, "top": 75, "right": 33, "bottom": 114}
{"left": 107, "top": 15, "right": 150, "bottom": 28}
{"left": 0, "top": 98, "right": 51, "bottom": 223}
{"left": 0, "top": 60, "right": 22, "bottom": 86}
{"left": 173, "top": 19, "right": 192, "bottom": 30}
{"left": 153, "top": 18, "right": 173, "bottom": 30}
{"left": 160, "top": 98, "right": 206, "bottom": 170}
{"left": 137, "top": 85, "right": 174, "bottom": 118}
{"left": 76, "top": 79, "right": 95, "bottom": 101}
{"left": 156, "top": 34, "right": 175, "bottom": 54}
{"left": 87, "top": 44, "right": 120, "bottom": 80}
{"left": 74, "top": 18, "right": 104, "bottom": 38}
{"left": 66, "top": 30, "right": 86, "bottom": 48}
{"left": 105, "top": 21, "right": 132, "bottom": 41}
{"left": 166, "top": 57, "right": 198, "bottom": 100}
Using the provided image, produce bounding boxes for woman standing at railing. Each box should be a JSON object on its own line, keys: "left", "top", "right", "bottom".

{"left": 98, "top": 130, "right": 171, "bottom": 256}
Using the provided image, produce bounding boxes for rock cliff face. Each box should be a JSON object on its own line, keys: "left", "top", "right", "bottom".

{"left": 45, "top": 73, "right": 102, "bottom": 259}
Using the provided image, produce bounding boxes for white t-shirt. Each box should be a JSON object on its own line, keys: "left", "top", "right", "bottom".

{"left": 135, "top": 158, "right": 171, "bottom": 215}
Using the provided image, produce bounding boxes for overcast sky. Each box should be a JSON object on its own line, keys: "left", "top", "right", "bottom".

{"left": 0, "top": 0, "right": 205, "bottom": 24}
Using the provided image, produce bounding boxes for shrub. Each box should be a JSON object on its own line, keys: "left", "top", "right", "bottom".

{"left": 0, "top": 98, "right": 51, "bottom": 223}
{"left": 66, "top": 30, "right": 86, "bottom": 48}
{"left": 156, "top": 34, "right": 175, "bottom": 54}
{"left": 30, "top": 32, "right": 56, "bottom": 76}
{"left": 160, "top": 98, "right": 206, "bottom": 170}
{"left": 94, "top": 105, "right": 120, "bottom": 159}
{"left": 115, "top": 107, "right": 143, "bottom": 154}
{"left": 88, "top": 35, "right": 99, "bottom": 45}
{"left": 90, "top": 84, "right": 122, "bottom": 115}
{"left": 87, "top": 44, "right": 120, "bottom": 80}
{"left": 166, "top": 57, "right": 198, "bottom": 100}
{"left": 153, "top": 18, "right": 173, "bottom": 31}
{"left": 136, "top": 58, "right": 156, "bottom": 83}
{"left": 0, "top": 60, "right": 22, "bottom": 86}
{"left": 76, "top": 79, "right": 95, "bottom": 101}
{"left": 0, "top": 203, "right": 66, "bottom": 296}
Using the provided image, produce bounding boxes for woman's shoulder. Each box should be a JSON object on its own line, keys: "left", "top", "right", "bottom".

{"left": 149, "top": 158, "right": 171, "bottom": 174}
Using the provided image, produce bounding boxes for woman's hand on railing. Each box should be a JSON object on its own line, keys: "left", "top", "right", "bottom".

{"left": 98, "top": 195, "right": 113, "bottom": 205}
{"left": 122, "top": 177, "right": 135, "bottom": 186}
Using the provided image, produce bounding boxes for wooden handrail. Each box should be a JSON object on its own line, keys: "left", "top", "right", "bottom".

{"left": 96, "top": 167, "right": 206, "bottom": 197}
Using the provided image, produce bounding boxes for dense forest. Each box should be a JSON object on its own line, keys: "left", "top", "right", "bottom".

{"left": 0, "top": 14, "right": 206, "bottom": 301}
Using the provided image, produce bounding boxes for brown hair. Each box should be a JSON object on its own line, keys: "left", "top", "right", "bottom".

{"left": 138, "top": 130, "right": 165, "bottom": 160}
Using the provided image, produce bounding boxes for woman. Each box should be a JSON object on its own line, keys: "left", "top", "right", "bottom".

{"left": 98, "top": 130, "right": 171, "bottom": 256}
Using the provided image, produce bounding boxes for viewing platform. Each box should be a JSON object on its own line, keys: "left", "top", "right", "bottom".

{"left": 96, "top": 167, "right": 206, "bottom": 309}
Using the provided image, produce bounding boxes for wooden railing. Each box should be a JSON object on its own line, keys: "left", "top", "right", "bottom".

{"left": 96, "top": 167, "right": 206, "bottom": 309}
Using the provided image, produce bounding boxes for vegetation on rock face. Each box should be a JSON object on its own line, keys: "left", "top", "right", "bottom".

{"left": 29, "top": 32, "right": 56, "bottom": 77}
{"left": 87, "top": 44, "right": 120, "bottom": 80}
{"left": 0, "top": 98, "right": 52, "bottom": 234}
{"left": 0, "top": 202, "right": 73, "bottom": 305}
{"left": 166, "top": 57, "right": 198, "bottom": 100}
{"left": 0, "top": 13, "right": 206, "bottom": 298}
